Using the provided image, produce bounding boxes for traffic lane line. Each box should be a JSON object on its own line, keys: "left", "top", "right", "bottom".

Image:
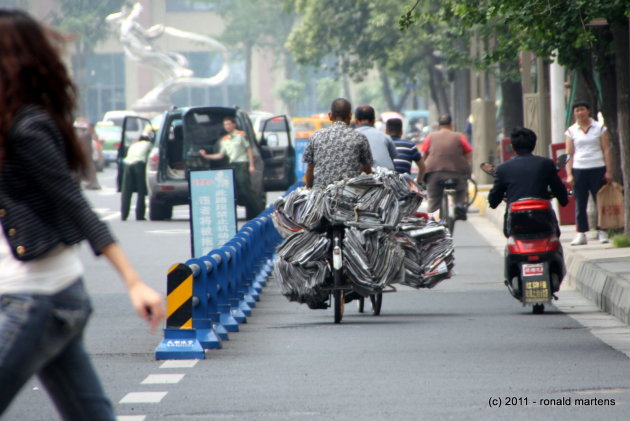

{"left": 119, "top": 391, "right": 168, "bottom": 404}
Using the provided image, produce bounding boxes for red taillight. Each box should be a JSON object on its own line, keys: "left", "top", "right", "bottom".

{"left": 114, "top": 142, "right": 121, "bottom": 148}
{"left": 415, "top": 212, "right": 429, "bottom": 220}
{"left": 161, "top": 185, "right": 175, "bottom": 191}
{"left": 510, "top": 200, "right": 551, "bottom": 212}
{"left": 507, "top": 236, "right": 560, "bottom": 254}
{"left": 148, "top": 150, "right": 159, "bottom": 171}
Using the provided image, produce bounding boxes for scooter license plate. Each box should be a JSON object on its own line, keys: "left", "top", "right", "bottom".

{"left": 522, "top": 263, "right": 544, "bottom": 277}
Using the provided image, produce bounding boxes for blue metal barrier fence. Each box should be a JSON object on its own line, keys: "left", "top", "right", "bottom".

{"left": 155, "top": 182, "right": 303, "bottom": 359}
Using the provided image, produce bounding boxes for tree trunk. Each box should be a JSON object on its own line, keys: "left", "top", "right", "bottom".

{"left": 427, "top": 62, "right": 450, "bottom": 116}
{"left": 499, "top": 58, "right": 524, "bottom": 136}
{"left": 576, "top": 58, "right": 600, "bottom": 116}
{"left": 244, "top": 41, "right": 253, "bottom": 111}
{"left": 612, "top": 23, "right": 630, "bottom": 235}
{"left": 395, "top": 87, "right": 412, "bottom": 111}
{"left": 593, "top": 27, "right": 622, "bottom": 184}
{"left": 452, "top": 68, "right": 471, "bottom": 133}
{"left": 379, "top": 69, "right": 397, "bottom": 111}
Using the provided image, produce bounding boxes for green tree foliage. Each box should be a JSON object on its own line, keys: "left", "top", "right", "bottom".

{"left": 207, "top": 0, "right": 296, "bottom": 110}
{"left": 274, "top": 79, "right": 305, "bottom": 116}
{"left": 285, "top": 0, "right": 446, "bottom": 112}
{"left": 51, "top": 0, "right": 125, "bottom": 115}
{"left": 316, "top": 77, "right": 341, "bottom": 109}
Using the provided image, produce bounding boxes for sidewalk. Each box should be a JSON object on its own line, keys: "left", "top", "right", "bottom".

{"left": 473, "top": 188, "right": 630, "bottom": 325}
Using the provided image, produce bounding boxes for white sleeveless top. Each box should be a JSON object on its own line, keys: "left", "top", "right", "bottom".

{"left": 0, "top": 225, "right": 83, "bottom": 294}
{"left": 564, "top": 119, "right": 606, "bottom": 169}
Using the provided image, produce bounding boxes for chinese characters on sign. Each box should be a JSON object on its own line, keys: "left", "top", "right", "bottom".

{"left": 189, "top": 169, "right": 237, "bottom": 257}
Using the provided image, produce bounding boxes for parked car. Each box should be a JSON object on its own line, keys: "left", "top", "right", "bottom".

{"left": 121, "top": 106, "right": 294, "bottom": 220}
{"left": 102, "top": 110, "right": 140, "bottom": 128}
{"left": 93, "top": 138, "right": 105, "bottom": 172}
{"left": 94, "top": 121, "right": 122, "bottom": 166}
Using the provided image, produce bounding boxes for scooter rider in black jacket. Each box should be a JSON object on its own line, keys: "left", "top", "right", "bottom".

{"left": 488, "top": 127, "right": 569, "bottom": 237}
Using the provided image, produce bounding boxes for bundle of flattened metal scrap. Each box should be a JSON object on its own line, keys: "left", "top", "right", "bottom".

{"left": 272, "top": 230, "right": 330, "bottom": 308}
{"left": 272, "top": 186, "right": 326, "bottom": 237}
{"left": 397, "top": 217, "right": 454, "bottom": 288}
{"left": 272, "top": 168, "right": 453, "bottom": 307}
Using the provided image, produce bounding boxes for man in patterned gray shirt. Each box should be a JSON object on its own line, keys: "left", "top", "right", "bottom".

{"left": 304, "top": 98, "right": 373, "bottom": 188}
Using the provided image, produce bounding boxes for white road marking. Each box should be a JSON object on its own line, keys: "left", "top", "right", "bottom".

{"left": 101, "top": 211, "right": 122, "bottom": 221}
{"left": 117, "top": 416, "right": 146, "bottom": 421}
{"left": 160, "top": 360, "right": 199, "bottom": 368}
{"left": 141, "top": 374, "right": 185, "bottom": 384}
{"left": 119, "top": 392, "right": 168, "bottom": 404}
{"left": 146, "top": 229, "right": 190, "bottom": 235}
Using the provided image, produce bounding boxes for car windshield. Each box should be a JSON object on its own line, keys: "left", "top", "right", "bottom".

{"left": 95, "top": 124, "right": 122, "bottom": 140}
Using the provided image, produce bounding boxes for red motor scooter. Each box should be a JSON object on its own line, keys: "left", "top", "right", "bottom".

{"left": 481, "top": 155, "right": 570, "bottom": 314}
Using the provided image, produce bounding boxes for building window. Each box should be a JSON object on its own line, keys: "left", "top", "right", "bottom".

{"left": 85, "top": 53, "right": 126, "bottom": 123}
{"left": 166, "top": 0, "right": 217, "bottom": 12}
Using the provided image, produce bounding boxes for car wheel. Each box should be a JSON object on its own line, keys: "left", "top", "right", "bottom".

{"left": 149, "top": 200, "right": 173, "bottom": 220}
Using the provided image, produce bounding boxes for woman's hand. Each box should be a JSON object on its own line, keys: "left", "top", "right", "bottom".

{"left": 101, "top": 243, "right": 165, "bottom": 332}
{"left": 566, "top": 174, "right": 574, "bottom": 187}
{"left": 605, "top": 170, "right": 613, "bottom": 184}
{"left": 127, "top": 281, "right": 165, "bottom": 332}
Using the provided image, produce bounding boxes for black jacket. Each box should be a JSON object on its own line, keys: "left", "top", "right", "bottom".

{"left": 0, "top": 106, "right": 115, "bottom": 261}
{"left": 488, "top": 153, "right": 569, "bottom": 209}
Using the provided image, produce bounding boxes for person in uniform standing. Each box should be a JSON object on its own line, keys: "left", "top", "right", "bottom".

{"left": 120, "top": 134, "right": 152, "bottom": 221}
{"left": 199, "top": 117, "right": 264, "bottom": 219}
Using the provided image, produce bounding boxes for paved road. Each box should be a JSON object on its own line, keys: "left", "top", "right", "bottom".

{"left": 5, "top": 168, "right": 630, "bottom": 421}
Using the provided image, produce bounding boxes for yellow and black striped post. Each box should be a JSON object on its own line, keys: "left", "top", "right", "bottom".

{"left": 166, "top": 263, "right": 194, "bottom": 329}
{"left": 155, "top": 263, "right": 204, "bottom": 360}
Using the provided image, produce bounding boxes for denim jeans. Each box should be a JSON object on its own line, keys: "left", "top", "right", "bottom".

{"left": 0, "top": 279, "right": 115, "bottom": 420}
{"left": 573, "top": 166, "right": 606, "bottom": 233}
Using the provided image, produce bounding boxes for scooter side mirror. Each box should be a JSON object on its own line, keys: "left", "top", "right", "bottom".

{"left": 555, "top": 153, "right": 570, "bottom": 171}
{"left": 480, "top": 162, "right": 496, "bottom": 176}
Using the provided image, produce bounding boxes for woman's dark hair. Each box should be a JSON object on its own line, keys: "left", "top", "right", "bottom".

{"left": 572, "top": 100, "right": 591, "bottom": 111}
{"left": 0, "top": 9, "right": 86, "bottom": 171}
{"left": 510, "top": 127, "right": 537, "bottom": 154}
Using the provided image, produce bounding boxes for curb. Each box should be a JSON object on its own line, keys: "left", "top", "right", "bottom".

{"left": 477, "top": 190, "right": 630, "bottom": 326}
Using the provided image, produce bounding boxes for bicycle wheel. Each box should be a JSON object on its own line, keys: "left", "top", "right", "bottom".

{"left": 466, "top": 177, "right": 478, "bottom": 208}
{"left": 442, "top": 192, "right": 455, "bottom": 234}
{"left": 370, "top": 293, "right": 382, "bottom": 316}
{"left": 333, "top": 266, "right": 344, "bottom": 323}
{"left": 333, "top": 289, "right": 343, "bottom": 323}
{"left": 357, "top": 297, "right": 365, "bottom": 313}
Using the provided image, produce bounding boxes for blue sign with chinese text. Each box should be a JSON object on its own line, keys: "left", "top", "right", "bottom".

{"left": 294, "top": 138, "right": 308, "bottom": 183}
{"left": 188, "top": 169, "right": 237, "bottom": 258}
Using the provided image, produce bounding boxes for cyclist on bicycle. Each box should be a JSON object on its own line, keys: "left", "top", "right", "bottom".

{"left": 303, "top": 98, "right": 373, "bottom": 309}
{"left": 420, "top": 114, "right": 472, "bottom": 220}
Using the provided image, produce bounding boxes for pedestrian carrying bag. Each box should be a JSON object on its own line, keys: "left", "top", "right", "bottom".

{"left": 597, "top": 182, "right": 624, "bottom": 229}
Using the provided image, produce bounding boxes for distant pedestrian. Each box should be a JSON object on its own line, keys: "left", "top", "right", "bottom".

{"left": 74, "top": 117, "right": 101, "bottom": 190}
{"left": 121, "top": 134, "right": 152, "bottom": 221}
{"left": 565, "top": 101, "right": 613, "bottom": 245}
{"left": 0, "top": 10, "right": 164, "bottom": 419}
{"left": 386, "top": 118, "right": 424, "bottom": 184}
{"left": 355, "top": 105, "right": 397, "bottom": 170}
